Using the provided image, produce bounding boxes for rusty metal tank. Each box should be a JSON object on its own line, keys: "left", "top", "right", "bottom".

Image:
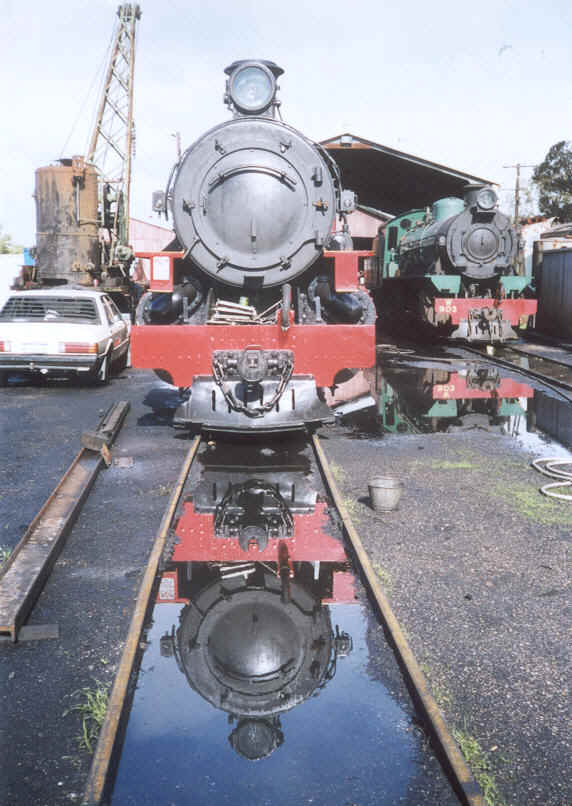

{"left": 35, "top": 156, "right": 100, "bottom": 285}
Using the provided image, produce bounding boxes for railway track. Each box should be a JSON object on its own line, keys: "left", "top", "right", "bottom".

{"left": 454, "top": 341, "right": 572, "bottom": 400}
{"left": 378, "top": 336, "right": 572, "bottom": 402}
{"left": 0, "top": 401, "right": 130, "bottom": 642}
{"left": 81, "top": 433, "right": 485, "bottom": 806}
{"left": 3, "top": 361, "right": 568, "bottom": 806}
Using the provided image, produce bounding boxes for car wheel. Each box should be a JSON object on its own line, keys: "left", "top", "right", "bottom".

{"left": 115, "top": 350, "right": 128, "bottom": 373}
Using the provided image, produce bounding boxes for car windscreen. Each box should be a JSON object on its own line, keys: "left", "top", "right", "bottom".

{"left": 0, "top": 296, "right": 101, "bottom": 324}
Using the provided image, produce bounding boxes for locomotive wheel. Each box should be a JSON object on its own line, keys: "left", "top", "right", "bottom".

{"left": 281, "top": 283, "right": 292, "bottom": 329}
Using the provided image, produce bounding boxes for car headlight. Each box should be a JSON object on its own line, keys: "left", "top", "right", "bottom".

{"left": 228, "top": 62, "right": 276, "bottom": 114}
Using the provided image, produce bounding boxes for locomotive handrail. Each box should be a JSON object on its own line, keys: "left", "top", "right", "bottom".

{"left": 207, "top": 164, "right": 298, "bottom": 191}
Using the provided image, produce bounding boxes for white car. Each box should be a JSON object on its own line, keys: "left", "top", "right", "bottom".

{"left": 0, "top": 287, "right": 130, "bottom": 385}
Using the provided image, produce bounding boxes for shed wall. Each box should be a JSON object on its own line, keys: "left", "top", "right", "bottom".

{"left": 536, "top": 248, "right": 572, "bottom": 340}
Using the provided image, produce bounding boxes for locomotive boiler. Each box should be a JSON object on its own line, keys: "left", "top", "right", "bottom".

{"left": 131, "top": 60, "right": 376, "bottom": 433}
{"left": 374, "top": 184, "right": 537, "bottom": 342}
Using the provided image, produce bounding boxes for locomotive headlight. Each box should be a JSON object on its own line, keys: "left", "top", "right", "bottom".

{"left": 476, "top": 187, "right": 498, "bottom": 211}
{"left": 229, "top": 62, "right": 276, "bottom": 114}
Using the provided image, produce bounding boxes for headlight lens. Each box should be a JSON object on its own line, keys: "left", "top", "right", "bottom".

{"left": 229, "top": 64, "right": 275, "bottom": 114}
{"left": 477, "top": 188, "right": 498, "bottom": 211}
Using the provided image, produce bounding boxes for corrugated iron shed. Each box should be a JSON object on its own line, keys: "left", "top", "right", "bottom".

{"left": 322, "top": 133, "right": 495, "bottom": 215}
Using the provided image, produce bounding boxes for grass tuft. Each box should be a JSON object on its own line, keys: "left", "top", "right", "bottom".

{"left": 372, "top": 561, "right": 392, "bottom": 591}
{"left": 0, "top": 545, "right": 12, "bottom": 567}
{"left": 494, "top": 483, "right": 572, "bottom": 527}
{"left": 65, "top": 681, "right": 109, "bottom": 753}
{"left": 430, "top": 460, "right": 475, "bottom": 470}
{"left": 453, "top": 726, "right": 505, "bottom": 806}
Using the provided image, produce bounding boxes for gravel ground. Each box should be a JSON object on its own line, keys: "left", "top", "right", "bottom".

{"left": 1, "top": 367, "right": 570, "bottom": 806}
{"left": 0, "top": 369, "right": 190, "bottom": 806}
{"left": 319, "top": 423, "right": 571, "bottom": 806}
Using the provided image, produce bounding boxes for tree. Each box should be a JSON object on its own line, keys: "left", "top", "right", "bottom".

{"left": 0, "top": 226, "right": 23, "bottom": 254}
{"left": 532, "top": 141, "right": 572, "bottom": 221}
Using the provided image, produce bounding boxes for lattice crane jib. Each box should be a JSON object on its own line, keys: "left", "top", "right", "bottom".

{"left": 88, "top": 4, "right": 141, "bottom": 271}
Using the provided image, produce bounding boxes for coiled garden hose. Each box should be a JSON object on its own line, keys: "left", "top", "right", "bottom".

{"left": 532, "top": 458, "right": 572, "bottom": 501}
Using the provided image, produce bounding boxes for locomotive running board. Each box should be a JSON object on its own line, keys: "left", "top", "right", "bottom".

{"left": 0, "top": 402, "right": 130, "bottom": 642}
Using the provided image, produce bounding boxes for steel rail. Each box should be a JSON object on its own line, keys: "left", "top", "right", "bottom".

{"left": 458, "top": 344, "right": 572, "bottom": 401}
{"left": 83, "top": 435, "right": 201, "bottom": 806}
{"left": 507, "top": 343, "right": 572, "bottom": 370}
{"left": 311, "top": 432, "right": 485, "bottom": 806}
{"left": 0, "top": 401, "right": 130, "bottom": 642}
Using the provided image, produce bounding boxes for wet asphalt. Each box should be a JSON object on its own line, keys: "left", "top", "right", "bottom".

{"left": 0, "top": 364, "right": 570, "bottom": 806}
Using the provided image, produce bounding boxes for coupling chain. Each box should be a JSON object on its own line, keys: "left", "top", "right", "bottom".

{"left": 212, "top": 356, "right": 294, "bottom": 418}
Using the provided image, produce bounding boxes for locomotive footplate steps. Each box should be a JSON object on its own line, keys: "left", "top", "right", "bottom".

{"left": 0, "top": 401, "right": 130, "bottom": 642}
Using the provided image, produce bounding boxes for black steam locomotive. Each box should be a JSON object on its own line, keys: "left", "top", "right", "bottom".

{"left": 131, "top": 60, "right": 375, "bottom": 434}
{"left": 373, "top": 185, "right": 537, "bottom": 341}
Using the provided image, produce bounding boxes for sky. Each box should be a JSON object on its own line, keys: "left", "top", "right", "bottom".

{"left": 0, "top": 0, "right": 570, "bottom": 247}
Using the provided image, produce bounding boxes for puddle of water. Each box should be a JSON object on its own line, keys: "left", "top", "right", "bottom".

{"left": 112, "top": 577, "right": 450, "bottom": 806}
{"left": 110, "top": 442, "right": 456, "bottom": 805}
{"left": 327, "top": 356, "right": 572, "bottom": 455}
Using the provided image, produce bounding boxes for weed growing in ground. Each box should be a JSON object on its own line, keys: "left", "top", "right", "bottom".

{"left": 494, "top": 483, "right": 572, "bottom": 527}
{"left": 372, "top": 562, "right": 392, "bottom": 591}
{"left": 65, "top": 681, "right": 109, "bottom": 753}
{"left": 0, "top": 545, "right": 12, "bottom": 567}
{"left": 341, "top": 496, "right": 360, "bottom": 519}
{"left": 430, "top": 460, "right": 475, "bottom": 470}
{"left": 421, "top": 660, "right": 452, "bottom": 708}
{"left": 329, "top": 461, "right": 346, "bottom": 484}
{"left": 453, "top": 725, "right": 505, "bottom": 806}
{"left": 149, "top": 483, "right": 173, "bottom": 497}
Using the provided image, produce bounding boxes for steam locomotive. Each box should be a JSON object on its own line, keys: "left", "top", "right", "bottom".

{"left": 131, "top": 60, "right": 376, "bottom": 433}
{"left": 372, "top": 185, "right": 537, "bottom": 341}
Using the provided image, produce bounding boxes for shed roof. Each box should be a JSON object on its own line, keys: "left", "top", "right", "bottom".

{"left": 322, "top": 133, "right": 495, "bottom": 216}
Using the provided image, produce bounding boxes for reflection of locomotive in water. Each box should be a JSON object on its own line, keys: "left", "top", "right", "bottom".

{"left": 372, "top": 185, "right": 537, "bottom": 342}
{"left": 378, "top": 364, "right": 534, "bottom": 434}
{"left": 158, "top": 443, "right": 355, "bottom": 759}
{"left": 131, "top": 60, "right": 376, "bottom": 433}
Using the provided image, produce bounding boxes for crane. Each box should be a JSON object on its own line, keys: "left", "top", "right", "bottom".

{"left": 88, "top": 3, "right": 141, "bottom": 277}
{"left": 30, "top": 3, "right": 142, "bottom": 314}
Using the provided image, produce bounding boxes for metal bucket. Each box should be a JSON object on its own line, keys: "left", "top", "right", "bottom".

{"left": 368, "top": 476, "right": 402, "bottom": 512}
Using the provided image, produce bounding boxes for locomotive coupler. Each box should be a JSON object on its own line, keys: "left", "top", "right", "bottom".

{"left": 213, "top": 479, "right": 294, "bottom": 552}
{"left": 453, "top": 307, "right": 518, "bottom": 343}
{"left": 212, "top": 348, "right": 294, "bottom": 418}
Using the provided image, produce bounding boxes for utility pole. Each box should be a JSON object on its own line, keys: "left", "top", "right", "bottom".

{"left": 503, "top": 163, "right": 536, "bottom": 224}
{"left": 503, "top": 162, "right": 536, "bottom": 275}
